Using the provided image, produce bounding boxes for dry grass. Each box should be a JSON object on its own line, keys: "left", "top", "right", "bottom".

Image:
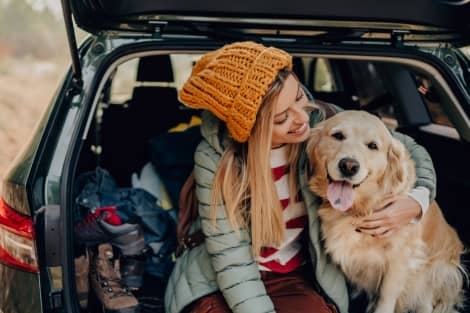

{"left": 0, "top": 57, "right": 68, "bottom": 186}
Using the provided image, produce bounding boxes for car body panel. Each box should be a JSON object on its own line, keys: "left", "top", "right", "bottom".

{"left": 69, "top": 0, "right": 470, "bottom": 44}
{"left": 0, "top": 264, "right": 42, "bottom": 313}
{"left": 2, "top": 103, "right": 57, "bottom": 216}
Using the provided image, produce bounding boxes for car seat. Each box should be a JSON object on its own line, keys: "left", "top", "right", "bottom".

{"left": 308, "top": 59, "right": 361, "bottom": 110}
{"left": 99, "top": 55, "right": 195, "bottom": 186}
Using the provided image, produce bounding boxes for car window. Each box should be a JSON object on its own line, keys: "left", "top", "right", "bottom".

{"left": 348, "top": 62, "right": 388, "bottom": 106}
{"left": 108, "top": 54, "right": 200, "bottom": 105}
{"left": 313, "top": 58, "right": 337, "bottom": 92}
{"left": 109, "top": 58, "right": 138, "bottom": 104}
{"left": 414, "top": 74, "right": 454, "bottom": 128}
{"left": 348, "top": 61, "right": 398, "bottom": 129}
{"left": 342, "top": 62, "right": 456, "bottom": 131}
{"left": 170, "top": 54, "right": 201, "bottom": 90}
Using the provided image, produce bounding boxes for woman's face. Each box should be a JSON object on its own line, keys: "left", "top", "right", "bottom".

{"left": 271, "top": 74, "right": 310, "bottom": 148}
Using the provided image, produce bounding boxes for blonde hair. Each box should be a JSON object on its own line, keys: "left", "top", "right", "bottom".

{"left": 210, "top": 68, "right": 303, "bottom": 257}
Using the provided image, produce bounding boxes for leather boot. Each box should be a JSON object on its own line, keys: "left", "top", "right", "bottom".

{"left": 90, "top": 244, "right": 140, "bottom": 313}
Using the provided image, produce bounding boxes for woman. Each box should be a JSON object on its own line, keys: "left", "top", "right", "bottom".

{"left": 164, "top": 42, "right": 435, "bottom": 313}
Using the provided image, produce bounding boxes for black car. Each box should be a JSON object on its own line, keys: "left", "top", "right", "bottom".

{"left": 0, "top": 0, "right": 469, "bottom": 312}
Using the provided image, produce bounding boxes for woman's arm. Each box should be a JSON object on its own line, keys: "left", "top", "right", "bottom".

{"left": 390, "top": 131, "right": 436, "bottom": 200}
{"left": 357, "top": 131, "right": 436, "bottom": 237}
{"left": 194, "top": 140, "right": 276, "bottom": 313}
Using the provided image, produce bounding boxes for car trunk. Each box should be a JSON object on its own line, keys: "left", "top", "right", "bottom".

{"left": 53, "top": 3, "right": 470, "bottom": 313}
{"left": 60, "top": 36, "right": 470, "bottom": 312}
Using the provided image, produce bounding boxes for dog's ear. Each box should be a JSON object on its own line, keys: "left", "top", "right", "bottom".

{"left": 384, "top": 137, "right": 412, "bottom": 193}
{"left": 305, "top": 127, "right": 322, "bottom": 178}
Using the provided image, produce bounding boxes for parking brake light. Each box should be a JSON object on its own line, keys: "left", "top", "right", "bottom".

{"left": 0, "top": 197, "right": 38, "bottom": 273}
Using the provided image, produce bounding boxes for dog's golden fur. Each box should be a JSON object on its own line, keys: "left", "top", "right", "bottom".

{"left": 306, "top": 110, "right": 465, "bottom": 313}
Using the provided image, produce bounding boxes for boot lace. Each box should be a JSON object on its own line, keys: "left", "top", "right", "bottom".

{"left": 95, "top": 256, "right": 133, "bottom": 299}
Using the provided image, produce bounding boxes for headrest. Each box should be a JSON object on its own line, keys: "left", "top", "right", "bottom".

{"left": 136, "top": 55, "right": 174, "bottom": 82}
{"left": 293, "top": 57, "right": 305, "bottom": 84}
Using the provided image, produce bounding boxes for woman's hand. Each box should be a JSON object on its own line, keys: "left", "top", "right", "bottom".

{"left": 356, "top": 195, "right": 422, "bottom": 238}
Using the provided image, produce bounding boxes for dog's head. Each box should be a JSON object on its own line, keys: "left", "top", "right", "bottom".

{"left": 306, "top": 110, "right": 415, "bottom": 214}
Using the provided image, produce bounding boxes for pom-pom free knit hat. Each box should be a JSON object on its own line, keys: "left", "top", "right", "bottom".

{"left": 178, "top": 41, "right": 292, "bottom": 142}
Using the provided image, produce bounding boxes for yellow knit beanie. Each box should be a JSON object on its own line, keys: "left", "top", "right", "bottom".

{"left": 178, "top": 41, "right": 292, "bottom": 142}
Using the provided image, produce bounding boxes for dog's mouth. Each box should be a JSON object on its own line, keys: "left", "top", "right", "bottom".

{"left": 327, "top": 174, "right": 362, "bottom": 189}
{"left": 326, "top": 173, "right": 367, "bottom": 212}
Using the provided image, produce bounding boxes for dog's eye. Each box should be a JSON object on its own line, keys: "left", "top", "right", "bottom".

{"left": 332, "top": 132, "right": 345, "bottom": 141}
{"left": 367, "top": 142, "right": 378, "bottom": 150}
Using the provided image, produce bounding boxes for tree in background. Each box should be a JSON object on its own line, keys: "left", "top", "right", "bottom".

{"left": 0, "top": 0, "right": 67, "bottom": 59}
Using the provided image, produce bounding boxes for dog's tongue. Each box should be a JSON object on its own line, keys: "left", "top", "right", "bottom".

{"left": 327, "top": 181, "right": 355, "bottom": 211}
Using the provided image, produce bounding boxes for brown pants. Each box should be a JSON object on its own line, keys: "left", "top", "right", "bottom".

{"left": 185, "top": 269, "right": 337, "bottom": 313}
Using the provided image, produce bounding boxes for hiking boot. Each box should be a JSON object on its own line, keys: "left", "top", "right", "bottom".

{"left": 90, "top": 244, "right": 140, "bottom": 313}
{"left": 74, "top": 252, "right": 90, "bottom": 309}
{"left": 75, "top": 206, "right": 146, "bottom": 256}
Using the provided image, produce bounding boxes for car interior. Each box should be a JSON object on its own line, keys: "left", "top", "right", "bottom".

{"left": 73, "top": 52, "right": 470, "bottom": 312}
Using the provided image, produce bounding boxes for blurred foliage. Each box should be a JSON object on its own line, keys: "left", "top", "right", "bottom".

{"left": 0, "top": 0, "right": 68, "bottom": 59}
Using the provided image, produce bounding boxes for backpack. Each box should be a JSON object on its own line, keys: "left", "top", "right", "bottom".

{"left": 175, "top": 171, "right": 204, "bottom": 257}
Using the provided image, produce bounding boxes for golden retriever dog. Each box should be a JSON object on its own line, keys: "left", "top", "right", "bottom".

{"left": 306, "top": 110, "right": 465, "bottom": 313}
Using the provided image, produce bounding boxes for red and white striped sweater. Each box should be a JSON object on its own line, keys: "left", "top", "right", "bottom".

{"left": 256, "top": 146, "right": 308, "bottom": 273}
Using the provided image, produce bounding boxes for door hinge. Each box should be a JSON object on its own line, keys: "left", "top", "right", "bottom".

{"left": 149, "top": 21, "right": 168, "bottom": 38}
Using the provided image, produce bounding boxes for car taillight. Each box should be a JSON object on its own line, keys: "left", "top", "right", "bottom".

{"left": 0, "top": 197, "right": 38, "bottom": 273}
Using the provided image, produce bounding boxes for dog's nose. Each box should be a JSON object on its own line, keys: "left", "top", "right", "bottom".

{"left": 338, "top": 158, "right": 360, "bottom": 177}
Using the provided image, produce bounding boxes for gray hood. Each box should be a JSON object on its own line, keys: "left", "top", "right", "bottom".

{"left": 199, "top": 110, "right": 229, "bottom": 155}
